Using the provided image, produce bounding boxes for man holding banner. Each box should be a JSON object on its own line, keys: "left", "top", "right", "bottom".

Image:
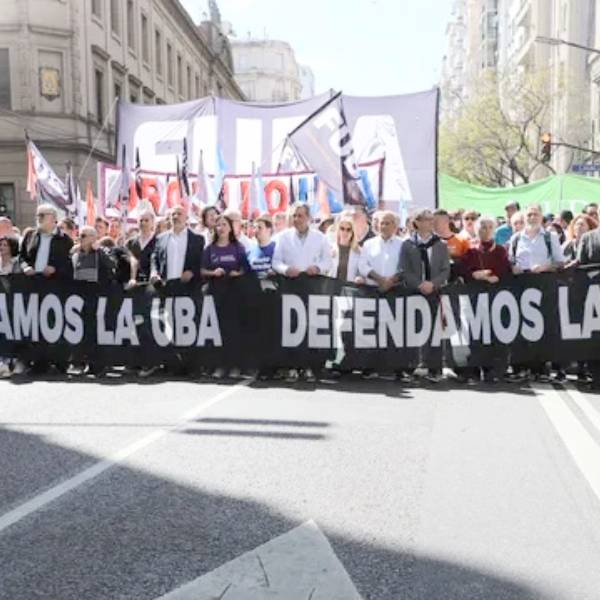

{"left": 150, "top": 205, "right": 204, "bottom": 284}
{"left": 20, "top": 204, "right": 73, "bottom": 280}
{"left": 272, "top": 204, "right": 333, "bottom": 279}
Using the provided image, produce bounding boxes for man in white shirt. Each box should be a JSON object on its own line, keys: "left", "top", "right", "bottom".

{"left": 20, "top": 203, "right": 73, "bottom": 279}
{"left": 358, "top": 211, "right": 403, "bottom": 291}
{"left": 150, "top": 205, "right": 204, "bottom": 284}
{"left": 272, "top": 203, "right": 333, "bottom": 277}
{"left": 508, "top": 203, "right": 563, "bottom": 383}
{"left": 509, "top": 204, "right": 564, "bottom": 273}
{"left": 272, "top": 203, "right": 332, "bottom": 383}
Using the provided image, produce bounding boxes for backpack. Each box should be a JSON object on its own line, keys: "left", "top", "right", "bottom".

{"left": 511, "top": 231, "right": 553, "bottom": 264}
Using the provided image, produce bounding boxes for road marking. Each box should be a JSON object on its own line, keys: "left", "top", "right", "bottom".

{"left": 563, "top": 383, "right": 600, "bottom": 436}
{"left": 534, "top": 384, "right": 600, "bottom": 504}
{"left": 156, "top": 520, "right": 363, "bottom": 599}
{"left": 0, "top": 381, "right": 251, "bottom": 535}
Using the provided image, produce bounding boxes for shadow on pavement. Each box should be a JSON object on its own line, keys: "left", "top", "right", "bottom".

{"left": 0, "top": 427, "right": 557, "bottom": 600}
{"left": 5, "top": 370, "right": 538, "bottom": 398}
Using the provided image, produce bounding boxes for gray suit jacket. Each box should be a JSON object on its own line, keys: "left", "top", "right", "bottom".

{"left": 577, "top": 229, "right": 600, "bottom": 265}
{"left": 400, "top": 236, "right": 450, "bottom": 291}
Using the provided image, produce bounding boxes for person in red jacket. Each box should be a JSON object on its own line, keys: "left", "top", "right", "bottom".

{"left": 457, "top": 216, "right": 511, "bottom": 283}
{"left": 455, "top": 216, "right": 511, "bottom": 383}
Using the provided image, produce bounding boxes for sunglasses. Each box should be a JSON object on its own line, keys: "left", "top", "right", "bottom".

{"left": 339, "top": 226, "right": 352, "bottom": 232}
{"left": 463, "top": 216, "right": 476, "bottom": 221}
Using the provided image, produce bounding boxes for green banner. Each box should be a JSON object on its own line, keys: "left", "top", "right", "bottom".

{"left": 439, "top": 173, "right": 600, "bottom": 216}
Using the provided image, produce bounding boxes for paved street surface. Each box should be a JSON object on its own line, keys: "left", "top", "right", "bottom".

{"left": 1, "top": 373, "right": 600, "bottom": 599}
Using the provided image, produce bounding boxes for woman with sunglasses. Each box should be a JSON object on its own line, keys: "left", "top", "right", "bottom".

{"left": 329, "top": 216, "right": 364, "bottom": 283}
{"left": 457, "top": 210, "right": 480, "bottom": 246}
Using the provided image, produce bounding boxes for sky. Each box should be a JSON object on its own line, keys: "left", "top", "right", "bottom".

{"left": 180, "top": 0, "right": 454, "bottom": 96}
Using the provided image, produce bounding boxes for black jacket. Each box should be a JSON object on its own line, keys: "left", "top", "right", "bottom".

{"left": 150, "top": 229, "right": 204, "bottom": 281}
{"left": 19, "top": 228, "right": 74, "bottom": 279}
{"left": 126, "top": 234, "right": 156, "bottom": 282}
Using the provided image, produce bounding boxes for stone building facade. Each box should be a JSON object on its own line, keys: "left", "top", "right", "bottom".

{"left": 0, "top": 0, "right": 243, "bottom": 227}
{"left": 230, "top": 38, "right": 303, "bottom": 103}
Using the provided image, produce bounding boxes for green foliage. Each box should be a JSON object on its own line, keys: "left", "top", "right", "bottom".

{"left": 439, "top": 71, "right": 557, "bottom": 187}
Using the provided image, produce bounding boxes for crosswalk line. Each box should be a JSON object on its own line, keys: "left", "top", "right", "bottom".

{"left": 533, "top": 384, "right": 600, "bottom": 504}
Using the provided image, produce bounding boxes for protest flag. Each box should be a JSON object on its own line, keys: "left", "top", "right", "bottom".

{"left": 119, "top": 145, "right": 130, "bottom": 230}
{"left": 287, "top": 91, "right": 365, "bottom": 207}
{"left": 26, "top": 139, "right": 69, "bottom": 209}
{"left": 195, "top": 149, "right": 216, "bottom": 207}
{"left": 134, "top": 147, "right": 143, "bottom": 200}
{"left": 86, "top": 180, "right": 96, "bottom": 226}
{"left": 181, "top": 138, "right": 191, "bottom": 199}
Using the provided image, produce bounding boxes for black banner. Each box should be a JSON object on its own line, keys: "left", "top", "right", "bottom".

{"left": 1, "top": 271, "right": 600, "bottom": 369}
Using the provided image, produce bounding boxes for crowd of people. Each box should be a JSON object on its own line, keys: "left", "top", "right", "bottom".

{"left": 1, "top": 198, "right": 600, "bottom": 386}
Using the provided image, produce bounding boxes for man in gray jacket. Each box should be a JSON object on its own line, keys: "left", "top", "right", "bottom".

{"left": 400, "top": 209, "right": 450, "bottom": 295}
{"left": 400, "top": 209, "right": 450, "bottom": 382}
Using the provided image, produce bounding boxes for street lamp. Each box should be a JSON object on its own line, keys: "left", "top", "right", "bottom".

{"left": 535, "top": 36, "right": 600, "bottom": 56}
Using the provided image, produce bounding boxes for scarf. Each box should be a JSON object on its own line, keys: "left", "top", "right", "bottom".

{"left": 413, "top": 234, "right": 439, "bottom": 281}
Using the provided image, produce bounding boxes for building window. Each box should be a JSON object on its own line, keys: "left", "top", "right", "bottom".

{"left": 155, "top": 30, "right": 162, "bottom": 75}
{"left": 0, "top": 183, "right": 15, "bottom": 222}
{"left": 110, "top": 0, "right": 120, "bottom": 36}
{"left": 167, "top": 43, "right": 173, "bottom": 87}
{"left": 186, "top": 65, "right": 191, "bottom": 99}
{"left": 195, "top": 74, "right": 200, "bottom": 98}
{"left": 127, "top": 0, "right": 135, "bottom": 51}
{"left": 91, "top": 0, "right": 102, "bottom": 19}
{"left": 130, "top": 89, "right": 138, "bottom": 103}
{"left": 141, "top": 14, "right": 149, "bottom": 63}
{"left": 114, "top": 82, "right": 122, "bottom": 101}
{"left": 177, "top": 54, "right": 182, "bottom": 95}
{"left": 95, "top": 68, "right": 104, "bottom": 122}
{"left": 0, "top": 49, "right": 11, "bottom": 109}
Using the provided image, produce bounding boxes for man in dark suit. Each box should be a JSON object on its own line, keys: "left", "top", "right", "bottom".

{"left": 400, "top": 209, "right": 450, "bottom": 382}
{"left": 150, "top": 204, "right": 204, "bottom": 284}
{"left": 20, "top": 203, "right": 73, "bottom": 279}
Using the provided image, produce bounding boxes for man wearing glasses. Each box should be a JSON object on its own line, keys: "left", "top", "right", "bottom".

{"left": 509, "top": 204, "right": 564, "bottom": 274}
{"left": 20, "top": 203, "right": 73, "bottom": 279}
{"left": 457, "top": 210, "right": 479, "bottom": 245}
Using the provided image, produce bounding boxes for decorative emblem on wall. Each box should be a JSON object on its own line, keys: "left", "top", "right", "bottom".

{"left": 39, "top": 67, "right": 61, "bottom": 100}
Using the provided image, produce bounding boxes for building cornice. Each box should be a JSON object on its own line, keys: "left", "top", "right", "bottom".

{"left": 0, "top": 24, "right": 21, "bottom": 33}
{"left": 91, "top": 44, "right": 110, "bottom": 61}
{"left": 28, "top": 24, "right": 73, "bottom": 38}
{"left": 111, "top": 60, "right": 127, "bottom": 75}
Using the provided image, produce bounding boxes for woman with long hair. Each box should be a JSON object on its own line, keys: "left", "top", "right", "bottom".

{"left": 201, "top": 215, "right": 250, "bottom": 279}
{"left": 329, "top": 216, "right": 364, "bottom": 284}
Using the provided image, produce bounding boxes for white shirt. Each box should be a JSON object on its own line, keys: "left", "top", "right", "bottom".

{"left": 272, "top": 227, "right": 333, "bottom": 275}
{"left": 166, "top": 228, "right": 188, "bottom": 280}
{"left": 509, "top": 228, "right": 564, "bottom": 271}
{"left": 34, "top": 232, "right": 53, "bottom": 273}
{"left": 358, "top": 235, "right": 403, "bottom": 286}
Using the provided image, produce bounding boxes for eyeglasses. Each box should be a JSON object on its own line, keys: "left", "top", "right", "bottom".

{"left": 463, "top": 216, "right": 476, "bottom": 221}
{"left": 339, "top": 227, "right": 352, "bottom": 232}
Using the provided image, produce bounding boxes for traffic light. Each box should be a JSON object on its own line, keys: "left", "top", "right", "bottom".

{"left": 541, "top": 133, "right": 552, "bottom": 163}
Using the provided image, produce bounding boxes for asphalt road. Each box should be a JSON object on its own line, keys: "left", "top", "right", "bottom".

{"left": 1, "top": 373, "right": 600, "bottom": 599}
